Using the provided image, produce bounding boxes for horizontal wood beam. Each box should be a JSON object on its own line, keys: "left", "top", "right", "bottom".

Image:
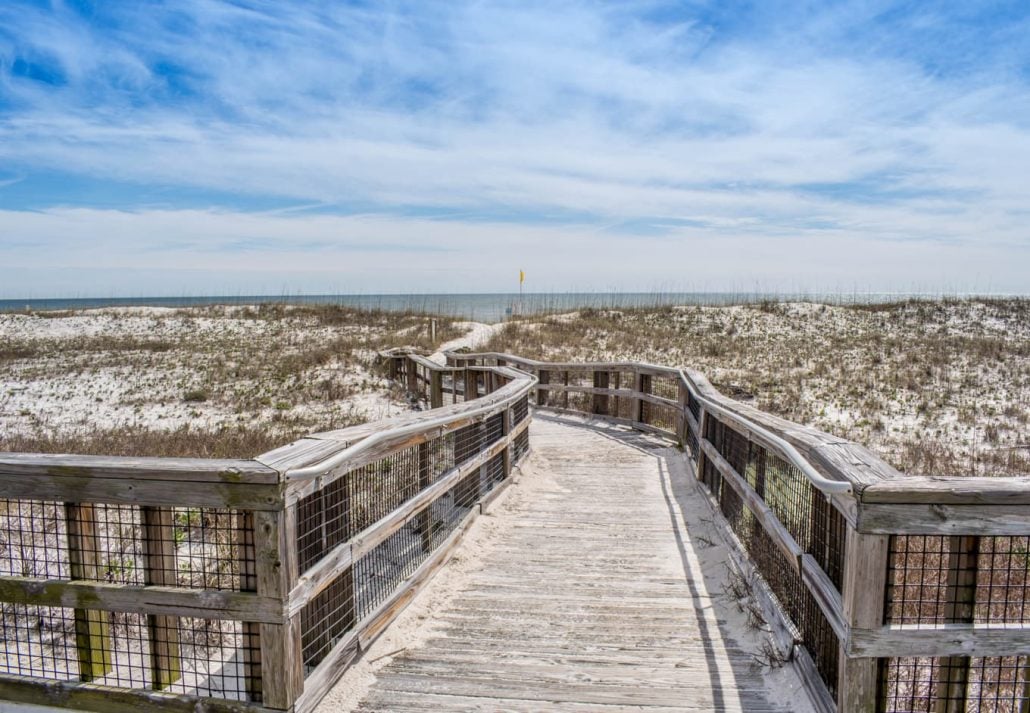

{"left": 856, "top": 503, "right": 1030, "bottom": 535}
{"left": 0, "top": 476, "right": 284, "bottom": 510}
{"left": 848, "top": 622, "right": 1030, "bottom": 658}
{"left": 0, "top": 577, "right": 285, "bottom": 623}
{"left": 0, "top": 673, "right": 285, "bottom": 713}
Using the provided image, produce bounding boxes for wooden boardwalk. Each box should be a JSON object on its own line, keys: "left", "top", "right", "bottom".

{"left": 347, "top": 415, "right": 810, "bottom": 712}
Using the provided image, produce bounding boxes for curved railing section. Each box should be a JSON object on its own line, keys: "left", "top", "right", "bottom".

{"left": 0, "top": 353, "right": 535, "bottom": 713}
{"left": 448, "top": 350, "right": 1030, "bottom": 713}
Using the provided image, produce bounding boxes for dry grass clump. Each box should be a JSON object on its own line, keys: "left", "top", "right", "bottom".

{"left": 484, "top": 298, "right": 1030, "bottom": 477}
{"left": 0, "top": 305, "right": 462, "bottom": 458}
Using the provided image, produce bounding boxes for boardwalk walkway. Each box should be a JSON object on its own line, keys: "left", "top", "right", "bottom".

{"left": 325, "top": 415, "right": 813, "bottom": 712}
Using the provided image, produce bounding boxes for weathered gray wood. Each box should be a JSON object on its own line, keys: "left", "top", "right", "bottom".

{"left": 837, "top": 529, "right": 889, "bottom": 712}
{"left": 256, "top": 508, "right": 303, "bottom": 711}
{"left": 142, "top": 506, "right": 181, "bottom": 691}
{"left": 0, "top": 476, "right": 284, "bottom": 510}
{"left": 0, "top": 577, "right": 284, "bottom": 622}
{"left": 849, "top": 622, "right": 1030, "bottom": 658}
{"left": 0, "top": 454, "right": 279, "bottom": 483}
{"left": 430, "top": 370, "right": 443, "bottom": 408}
{"left": 64, "top": 503, "right": 113, "bottom": 682}
{"left": 857, "top": 503, "right": 1030, "bottom": 535}
{"left": 0, "top": 674, "right": 285, "bottom": 713}
{"left": 353, "top": 418, "right": 811, "bottom": 713}
{"left": 592, "top": 370, "right": 610, "bottom": 415}
{"left": 861, "top": 476, "right": 1030, "bottom": 504}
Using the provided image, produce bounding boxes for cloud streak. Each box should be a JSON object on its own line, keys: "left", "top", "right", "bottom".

{"left": 0, "top": 1, "right": 1028, "bottom": 294}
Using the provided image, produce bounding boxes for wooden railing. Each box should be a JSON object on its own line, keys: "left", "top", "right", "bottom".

{"left": 4, "top": 346, "right": 1029, "bottom": 713}
{"left": 0, "top": 354, "right": 534, "bottom": 713}
{"left": 448, "top": 351, "right": 1030, "bottom": 713}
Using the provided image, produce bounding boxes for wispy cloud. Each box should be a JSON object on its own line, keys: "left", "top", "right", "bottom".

{"left": 0, "top": 1, "right": 1028, "bottom": 294}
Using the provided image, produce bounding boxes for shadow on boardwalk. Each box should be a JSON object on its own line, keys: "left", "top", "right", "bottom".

{"left": 321, "top": 413, "right": 815, "bottom": 712}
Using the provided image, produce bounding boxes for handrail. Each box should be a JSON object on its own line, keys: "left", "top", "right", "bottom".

{"left": 446, "top": 350, "right": 854, "bottom": 496}
{"left": 284, "top": 364, "right": 535, "bottom": 480}
{"left": 676, "top": 369, "right": 853, "bottom": 495}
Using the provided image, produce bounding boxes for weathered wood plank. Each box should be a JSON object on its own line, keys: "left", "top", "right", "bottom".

{"left": 0, "top": 454, "right": 279, "bottom": 483}
{"left": 849, "top": 622, "right": 1030, "bottom": 658}
{"left": 857, "top": 503, "right": 1030, "bottom": 535}
{"left": 837, "top": 529, "right": 889, "bottom": 712}
{"left": 0, "top": 674, "right": 285, "bottom": 713}
{"left": 0, "top": 477, "right": 284, "bottom": 510}
{"left": 0, "top": 576, "right": 285, "bottom": 621}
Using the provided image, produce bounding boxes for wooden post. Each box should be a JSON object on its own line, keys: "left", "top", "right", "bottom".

{"left": 430, "top": 370, "right": 443, "bottom": 409}
{"left": 593, "top": 370, "right": 610, "bottom": 416}
{"left": 676, "top": 380, "right": 688, "bottom": 445}
{"left": 406, "top": 357, "right": 417, "bottom": 395}
{"left": 635, "top": 373, "right": 650, "bottom": 425}
{"left": 464, "top": 369, "right": 479, "bottom": 403}
{"left": 502, "top": 407, "right": 513, "bottom": 478}
{"left": 537, "top": 370, "right": 550, "bottom": 406}
{"left": 256, "top": 508, "right": 304, "bottom": 709}
{"left": 64, "top": 503, "right": 113, "bottom": 682}
{"left": 838, "top": 529, "right": 890, "bottom": 712}
{"left": 417, "top": 442, "right": 433, "bottom": 551}
{"left": 562, "top": 371, "right": 570, "bottom": 410}
{"left": 141, "top": 506, "right": 182, "bottom": 691}
{"left": 612, "top": 372, "right": 621, "bottom": 417}
{"left": 933, "top": 536, "right": 979, "bottom": 713}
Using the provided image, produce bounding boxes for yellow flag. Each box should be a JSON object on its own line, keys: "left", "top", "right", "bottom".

{"left": 519, "top": 269, "right": 525, "bottom": 284}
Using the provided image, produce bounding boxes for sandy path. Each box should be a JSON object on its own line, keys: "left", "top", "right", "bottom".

{"left": 430, "top": 322, "right": 506, "bottom": 363}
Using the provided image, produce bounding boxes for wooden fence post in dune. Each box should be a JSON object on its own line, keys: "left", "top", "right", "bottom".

{"left": 838, "top": 530, "right": 890, "bottom": 712}
{"left": 64, "top": 503, "right": 113, "bottom": 682}
{"left": 141, "top": 506, "right": 182, "bottom": 691}
{"left": 593, "top": 370, "right": 610, "bottom": 416}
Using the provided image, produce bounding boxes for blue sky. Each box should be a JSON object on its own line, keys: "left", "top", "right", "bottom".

{"left": 1, "top": 1, "right": 1029, "bottom": 297}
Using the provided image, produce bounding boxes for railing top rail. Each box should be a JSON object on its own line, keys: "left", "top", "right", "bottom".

{"left": 0, "top": 452, "right": 279, "bottom": 483}
{"left": 279, "top": 364, "right": 535, "bottom": 481}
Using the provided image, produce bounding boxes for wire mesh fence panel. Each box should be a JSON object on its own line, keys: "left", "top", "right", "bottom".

{"left": 0, "top": 604, "right": 259, "bottom": 701}
{"left": 880, "top": 655, "right": 1030, "bottom": 712}
{"left": 887, "top": 535, "right": 1030, "bottom": 626}
{"left": 1, "top": 501, "right": 249, "bottom": 590}
{"left": 301, "top": 568, "right": 355, "bottom": 671}
{"left": 0, "top": 602, "right": 79, "bottom": 681}
{"left": 567, "top": 390, "right": 592, "bottom": 414}
{"left": 649, "top": 374, "right": 679, "bottom": 401}
{"left": 645, "top": 403, "right": 679, "bottom": 433}
{"left": 687, "top": 390, "right": 701, "bottom": 422}
{"left": 512, "top": 429, "right": 530, "bottom": 463}
{"left": 1, "top": 500, "right": 70, "bottom": 579}
{"left": 512, "top": 395, "right": 529, "bottom": 426}
{"left": 703, "top": 423, "right": 841, "bottom": 700}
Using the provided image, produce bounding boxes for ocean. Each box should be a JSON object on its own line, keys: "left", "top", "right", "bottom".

{"left": 0, "top": 291, "right": 958, "bottom": 323}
